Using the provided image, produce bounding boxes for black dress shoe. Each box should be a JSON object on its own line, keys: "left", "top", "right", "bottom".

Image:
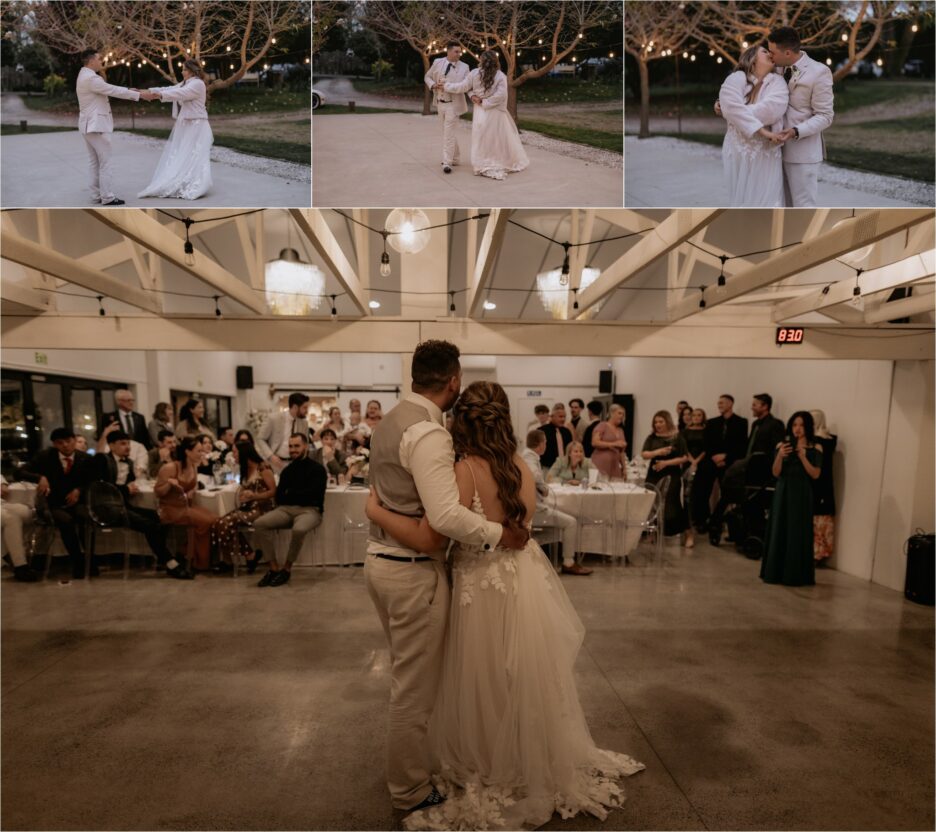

{"left": 269, "top": 569, "right": 291, "bottom": 587}
{"left": 101, "top": 198, "right": 125, "bottom": 206}
{"left": 13, "top": 564, "right": 39, "bottom": 583}
{"left": 246, "top": 550, "right": 262, "bottom": 575}
{"left": 167, "top": 564, "right": 194, "bottom": 580}
{"left": 257, "top": 570, "right": 276, "bottom": 587}
{"left": 409, "top": 788, "right": 446, "bottom": 812}
{"left": 442, "top": 164, "right": 452, "bottom": 174}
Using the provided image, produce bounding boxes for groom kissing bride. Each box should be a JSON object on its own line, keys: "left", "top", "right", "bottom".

{"left": 77, "top": 48, "right": 213, "bottom": 205}
{"left": 716, "top": 26, "right": 834, "bottom": 208}
{"left": 424, "top": 42, "right": 529, "bottom": 181}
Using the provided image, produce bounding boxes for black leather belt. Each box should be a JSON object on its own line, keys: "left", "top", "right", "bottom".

{"left": 375, "top": 553, "right": 432, "bottom": 563}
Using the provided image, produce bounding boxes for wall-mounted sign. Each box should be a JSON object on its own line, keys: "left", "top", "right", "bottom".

{"left": 34, "top": 352, "right": 48, "bottom": 365}
{"left": 526, "top": 390, "right": 542, "bottom": 397}
{"left": 775, "top": 327, "right": 805, "bottom": 345}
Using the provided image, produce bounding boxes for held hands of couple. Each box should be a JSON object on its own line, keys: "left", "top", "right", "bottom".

{"left": 132, "top": 89, "right": 159, "bottom": 102}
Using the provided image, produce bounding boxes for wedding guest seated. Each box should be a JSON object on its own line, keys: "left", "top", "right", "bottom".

{"left": 581, "top": 400, "right": 604, "bottom": 458}
{"left": 21, "top": 427, "right": 96, "bottom": 579}
{"left": 590, "top": 403, "right": 627, "bottom": 480}
{"left": 97, "top": 421, "right": 148, "bottom": 478}
{"left": 346, "top": 410, "right": 371, "bottom": 439}
{"left": 346, "top": 398, "right": 362, "bottom": 425}
{"left": 195, "top": 433, "right": 215, "bottom": 478}
{"left": 525, "top": 404, "right": 550, "bottom": 434}
{"left": 315, "top": 407, "right": 346, "bottom": 444}
{"left": 74, "top": 435, "right": 90, "bottom": 452}
{"left": 521, "top": 430, "right": 591, "bottom": 576}
{"left": 310, "top": 428, "right": 348, "bottom": 479}
{"left": 539, "top": 403, "right": 574, "bottom": 471}
{"left": 226, "top": 429, "right": 255, "bottom": 472}
{"left": 211, "top": 441, "right": 276, "bottom": 574}
{"left": 217, "top": 427, "right": 235, "bottom": 448}
{"left": 148, "top": 431, "right": 178, "bottom": 480}
{"left": 1, "top": 476, "right": 39, "bottom": 582}
{"left": 252, "top": 433, "right": 327, "bottom": 588}
{"left": 95, "top": 431, "right": 193, "bottom": 579}
{"left": 175, "top": 398, "right": 215, "bottom": 441}
{"left": 147, "top": 402, "right": 174, "bottom": 447}
{"left": 364, "top": 399, "right": 383, "bottom": 431}
{"left": 154, "top": 436, "right": 216, "bottom": 572}
{"left": 546, "top": 442, "right": 595, "bottom": 486}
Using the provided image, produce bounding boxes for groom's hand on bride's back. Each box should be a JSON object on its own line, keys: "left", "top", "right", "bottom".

{"left": 500, "top": 521, "right": 530, "bottom": 550}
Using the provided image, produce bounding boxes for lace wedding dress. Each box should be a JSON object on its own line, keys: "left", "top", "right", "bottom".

{"left": 404, "top": 465, "right": 644, "bottom": 831}
{"left": 445, "top": 69, "right": 529, "bottom": 181}
{"left": 719, "top": 70, "right": 789, "bottom": 207}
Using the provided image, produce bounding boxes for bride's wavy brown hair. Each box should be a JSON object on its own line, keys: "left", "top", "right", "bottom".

{"left": 479, "top": 50, "right": 499, "bottom": 93}
{"left": 451, "top": 381, "right": 526, "bottom": 526}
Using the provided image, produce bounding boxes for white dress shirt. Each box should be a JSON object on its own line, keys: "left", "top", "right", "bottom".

{"left": 520, "top": 447, "right": 549, "bottom": 509}
{"left": 256, "top": 411, "right": 310, "bottom": 461}
{"left": 367, "top": 391, "right": 503, "bottom": 558}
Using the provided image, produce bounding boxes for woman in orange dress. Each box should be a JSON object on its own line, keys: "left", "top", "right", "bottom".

{"left": 155, "top": 436, "right": 216, "bottom": 571}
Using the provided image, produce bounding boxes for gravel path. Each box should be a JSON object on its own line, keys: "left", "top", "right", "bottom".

{"left": 520, "top": 128, "right": 622, "bottom": 169}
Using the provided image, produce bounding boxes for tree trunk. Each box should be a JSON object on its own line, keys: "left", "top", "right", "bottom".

{"left": 421, "top": 55, "right": 431, "bottom": 115}
{"left": 888, "top": 22, "right": 916, "bottom": 78}
{"left": 638, "top": 56, "right": 650, "bottom": 138}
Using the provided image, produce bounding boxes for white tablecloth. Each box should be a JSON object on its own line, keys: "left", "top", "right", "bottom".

{"left": 6, "top": 481, "right": 371, "bottom": 566}
{"left": 546, "top": 482, "right": 656, "bottom": 556}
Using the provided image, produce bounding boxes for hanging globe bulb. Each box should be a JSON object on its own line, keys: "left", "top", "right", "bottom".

{"left": 385, "top": 208, "right": 431, "bottom": 255}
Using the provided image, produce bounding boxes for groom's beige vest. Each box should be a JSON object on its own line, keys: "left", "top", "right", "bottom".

{"left": 368, "top": 399, "right": 434, "bottom": 551}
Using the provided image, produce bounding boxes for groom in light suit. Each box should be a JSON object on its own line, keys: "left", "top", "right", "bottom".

{"left": 424, "top": 42, "right": 470, "bottom": 174}
{"left": 76, "top": 48, "right": 142, "bottom": 206}
{"left": 767, "top": 27, "right": 834, "bottom": 208}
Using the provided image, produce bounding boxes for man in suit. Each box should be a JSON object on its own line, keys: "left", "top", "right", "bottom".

{"left": 581, "top": 400, "right": 604, "bottom": 458}
{"left": 76, "top": 49, "right": 142, "bottom": 206}
{"left": 424, "top": 42, "right": 470, "bottom": 174}
{"left": 539, "top": 403, "right": 574, "bottom": 471}
{"left": 256, "top": 392, "right": 311, "bottom": 474}
{"left": 148, "top": 431, "right": 178, "bottom": 480}
{"left": 94, "top": 431, "right": 193, "bottom": 580}
{"left": 21, "top": 427, "right": 96, "bottom": 579}
{"left": 767, "top": 27, "right": 834, "bottom": 207}
{"left": 695, "top": 394, "right": 748, "bottom": 533}
{"left": 101, "top": 389, "right": 152, "bottom": 449}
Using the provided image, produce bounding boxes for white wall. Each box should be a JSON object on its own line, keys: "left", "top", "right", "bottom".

{"left": 872, "top": 360, "right": 936, "bottom": 591}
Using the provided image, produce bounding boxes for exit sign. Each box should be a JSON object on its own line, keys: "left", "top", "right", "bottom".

{"left": 527, "top": 390, "right": 542, "bottom": 397}
{"left": 34, "top": 352, "right": 48, "bottom": 365}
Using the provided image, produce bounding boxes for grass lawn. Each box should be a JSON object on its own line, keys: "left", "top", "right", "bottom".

{"left": 517, "top": 118, "right": 622, "bottom": 153}
{"left": 314, "top": 104, "right": 414, "bottom": 115}
{"left": 656, "top": 128, "right": 934, "bottom": 183}
{"left": 353, "top": 74, "right": 622, "bottom": 103}
{"left": 20, "top": 87, "right": 310, "bottom": 116}
{"left": 128, "top": 128, "right": 309, "bottom": 165}
{"left": 1, "top": 124, "right": 76, "bottom": 135}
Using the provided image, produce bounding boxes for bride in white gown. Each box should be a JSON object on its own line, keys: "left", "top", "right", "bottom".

{"left": 367, "top": 381, "right": 644, "bottom": 830}
{"left": 138, "top": 58, "right": 213, "bottom": 200}
{"left": 719, "top": 45, "right": 789, "bottom": 207}
{"left": 443, "top": 51, "right": 529, "bottom": 181}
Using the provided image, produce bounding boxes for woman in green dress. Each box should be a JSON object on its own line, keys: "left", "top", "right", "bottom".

{"left": 761, "top": 411, "right": 822, "bottom": 586}
{"left": 641, "top": 410, "right": 692, "bottom": 546}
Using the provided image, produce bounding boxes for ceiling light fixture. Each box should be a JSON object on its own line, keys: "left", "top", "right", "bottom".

{"left": 385, "top": 208, "right": 431, "bottom": 255}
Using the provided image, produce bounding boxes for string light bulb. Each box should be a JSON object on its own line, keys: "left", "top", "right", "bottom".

{"left": 449, "top": 291, "right": 456, "bottom": 314}
{"left": 716, "top": 255, "right": 728, "bottom": 295}
{"left": 379, "top": 232, "right": 391, "bottom": 277}
{"left": 560, "top": 242, "right": 571, "bottom": 286}
{"left": 699, "top": 286, "right": 707, "bottom": 309}
{"left": 183, "top": 217, "right": 195, "bottom": 265}
{"left": 330, "top": 295, "right": 337, "bottom": 319}
{"left": 213, "top": 295, "right": 222, "bottom": 317}
{"left": 97, "top": 295, "right": 106, "bottom": 316}
{"left": 572, "top": 288, "right": 579, "bottom": 310}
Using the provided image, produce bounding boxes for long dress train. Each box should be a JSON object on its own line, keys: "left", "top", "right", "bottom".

{"left": 404, "top": 467, "right": 644, "bottom": 831}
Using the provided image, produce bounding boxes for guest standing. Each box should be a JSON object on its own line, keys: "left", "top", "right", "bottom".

{"left": 683, "top": 408, "right": 708, "bottom": 532}
{"left": 154, "top": 436, "right": 216, "bottom": 571}
{"left": 174, "top": 399, "right": 215, "bottom": 441}
{"left": 546, "top": 442, "right": 594, "bottom": 486}
{"left": 525, "top": 404, "right": 550, "bottom": 435}
{"left": 568, "top": 398, "right": 586, "bottom": 441}
{"left": 590, "top": 403, "right": 627, "bottom": 479}
{"left": 147, "top": 402, "right": 174, "bottom": 447}
{"left": 256, "top": 392, "right": 310, "bottom": 474}
{"left": 364, "top": 400, "right": 384, "bottom": 432}
{"left": 761, "top": 411, "right": 821, "bottom": 586}
{"left": 678, "top": 406, "right": 694, "bottom": 433}
{"left": 810, "top": 409, "right": 837, "bottom": 566}
{"left": 211, "top": 442, "right": 276, "bottom": 574}
{"left": 538, "top": 403, "right": 574, "bottom": 471}
{"left": 642, "top": 411, "right": 692, "bottom": 546}
{"left": 581, "top": 400, "right": 604, "bottom": 458}
{"left": 101, "top": 388, "right": 153, "bottom": 449}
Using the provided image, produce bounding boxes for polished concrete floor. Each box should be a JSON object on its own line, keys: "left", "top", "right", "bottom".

{"left": 2, "top": 543, "right": 933, "bottom": 831}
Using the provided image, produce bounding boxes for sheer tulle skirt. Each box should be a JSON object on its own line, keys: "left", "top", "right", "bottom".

{"left": 471, "top": 106, "right": 529, "bottom": 181}
{"left": 138, "top": 117, "right": 213, "bottom": 200}
{"left": 404, "top": 541, "right": 644, "bottom": 830}
{"left": 722, "top": 124, "right": 784, "bottom": 207}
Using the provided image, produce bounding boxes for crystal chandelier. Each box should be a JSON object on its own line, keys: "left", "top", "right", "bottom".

{"left": 385, "top": 208, "right": 431, "bottom": 255}
{"left": 265, "top": 248, "right": 325, "bottom": 315}
{"left": 536, "top": 266, "right": 602, "bottom": 319}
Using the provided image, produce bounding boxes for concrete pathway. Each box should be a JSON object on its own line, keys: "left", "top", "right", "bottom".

{"left": 625, "top": 135, "right": 934, "bottom": 208}
{"left": 1, "top": 130, "right": 310, "bottom": 208}
{"left": 312, "top": 112, "right": 622, "bottom": 207}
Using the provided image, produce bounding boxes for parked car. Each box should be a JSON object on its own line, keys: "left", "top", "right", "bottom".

{"left": 903, "top": 59, "right": 926, "bottom": 77}
{"left": 312, "top": 88, "right": 325, "bottom": 109}
{"left": 836, "top": 59, "right": 883, "bottom": 78}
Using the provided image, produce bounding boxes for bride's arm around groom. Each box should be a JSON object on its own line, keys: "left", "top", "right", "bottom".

{"left": 718, "top": 71, "right": 789, "bottom": 140}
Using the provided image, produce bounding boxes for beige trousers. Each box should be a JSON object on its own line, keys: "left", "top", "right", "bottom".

{"left": 364, "top": 554, "right": 449, "bottom": 809}
{"left": 1, "top": 503, "right": 33, "bottom": 567}
{"left": 83, "top": 132, "right": 116, "bottom": 203}
{"left": 783, "top": 161, "right": 820, "bottom": 208}
{"left": 437, "top": 102, "right": 462, "bottom": 166}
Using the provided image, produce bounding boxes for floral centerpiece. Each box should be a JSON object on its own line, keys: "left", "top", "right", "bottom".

{"left": 207, "top": 440, "right": 237, "bottom": 484}
{"left": 345, "top": 447, "right": 370, "bottom": 484}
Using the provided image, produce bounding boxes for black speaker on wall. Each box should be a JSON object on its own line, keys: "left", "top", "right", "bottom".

{"left": 598, "top": 370, "right": 614, "bottom": 394}
{"left": 236, "top": 366, "right": 254, "bottom": 390}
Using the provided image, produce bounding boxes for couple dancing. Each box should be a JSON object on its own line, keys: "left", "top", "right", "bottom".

{"left": 76, "top": 48, "right": 213, "bottom": 205}
{"left": 717, "top": 26, "right": 834, "bottom": 207}
{"left": 364, "top": 340, "right": 643, "bottom": 831}
{"left": 424, "top": 42, "right": 529, "bottom": 181}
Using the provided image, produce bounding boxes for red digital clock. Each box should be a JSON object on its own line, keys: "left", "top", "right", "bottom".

{"left": 776, "top": 327, "right": 805, "bottom": 344}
